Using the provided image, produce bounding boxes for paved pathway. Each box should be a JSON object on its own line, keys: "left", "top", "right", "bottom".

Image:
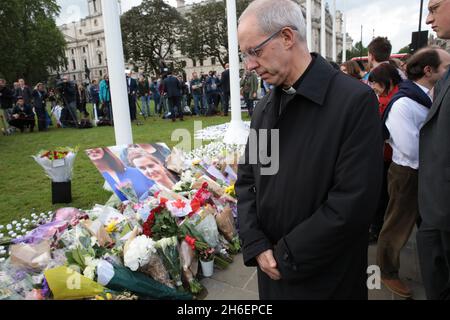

{"left": 201, "top": 228, "right": 425, "bottom": 300}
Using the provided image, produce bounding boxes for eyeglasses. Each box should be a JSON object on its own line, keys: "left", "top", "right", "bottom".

{"left": 428, "top": 0, "right": 447, "bottom": 15}
{"left": 240, "top": 26, "right": 298, "bottom": 63}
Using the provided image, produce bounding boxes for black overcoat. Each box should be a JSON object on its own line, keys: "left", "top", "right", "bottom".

{"left": 236, "top": 54, "right": 383, "bottom": 300}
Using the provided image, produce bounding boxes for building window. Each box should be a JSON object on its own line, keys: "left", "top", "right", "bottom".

{"left": 83, "top": 47, "right": 86, "bottom": 53}
{"left": 94, "top": 19, "right": 98, "bottom": 26}
{"left": 93, "top": 0, "right": 97, "bottom": 12}
{"left": 73, "top": 75, "right": 76, "bottom": 81}
{"left": 84, "top": 59, "right": 88, "bottom": 68}
{"left": 99, "top": 70, "right": 103, "bottom": 77}
{"left": 72, "top": 59, "right": 76, "bottom": 70}
{"left": 192, "top": 59, "right": 197, "bottom": 67}
{"left": 181, "top": 60, "right": 187, "bottom": 68}
{"left": 97, "top": 40, "right": 101, "bottom": 47}
{"left": 200, "top": 59, "right": 204, "bottom": 67}
{"left": 79, "top": 29, "right": 82, "bottom": 35}
{"left": 98, "top": 54, "right": 102, "bottom": 65}
{"left": 211, "top": 58, "right": 216, "bottom": 65}
{"left": 71, "top": 49, "right": 74, "bottom": 55}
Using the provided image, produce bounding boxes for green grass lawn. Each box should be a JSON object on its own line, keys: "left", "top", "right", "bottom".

{"left": 0, "top": 103, "right": 248, "bottom": 225}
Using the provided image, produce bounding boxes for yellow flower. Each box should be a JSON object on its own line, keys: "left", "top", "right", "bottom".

{"left": 95, "top": 295, "right": 105, "bottom": 300}
{"left": 105, "top": 221, "right": 118, "bottom": 233}
{"left": 224, "top": 184, "right": 236, "bottom": 197}
{"left": 192, "top": 159, "right": 201, "bottom": 166}
{"left": 106, "top": 293, "right": 113, "bottom": 300}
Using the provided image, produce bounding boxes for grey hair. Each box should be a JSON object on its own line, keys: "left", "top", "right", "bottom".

{"left": 239, "top": 0, "right": 306, "bottom": 42}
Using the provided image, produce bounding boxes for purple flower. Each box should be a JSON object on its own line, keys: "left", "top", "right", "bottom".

{"left": 42, "top": 277, "right": 50, "bottom": 297}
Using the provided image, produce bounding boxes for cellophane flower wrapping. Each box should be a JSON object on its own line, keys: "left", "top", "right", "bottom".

{"left": 32, "top": 147, "right": 78, "bottom": 182}
{"left": 155, "top": 236, "right": 183, "bottom": 289}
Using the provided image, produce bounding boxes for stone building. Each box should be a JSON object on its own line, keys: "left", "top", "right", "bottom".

{"left": 53, "top": 0, "right": 108, "bottom": 83}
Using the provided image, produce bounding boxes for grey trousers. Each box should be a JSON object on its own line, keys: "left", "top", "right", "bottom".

{"left": 417, "top": 221, "right": 450, "bottom": 299}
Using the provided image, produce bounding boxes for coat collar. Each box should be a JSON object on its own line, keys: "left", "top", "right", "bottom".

{"left": 264, "top": 53, "right": 338, "bottom": 112}
{"left": 423, "top": 71, "right": 450, "bottom": 126}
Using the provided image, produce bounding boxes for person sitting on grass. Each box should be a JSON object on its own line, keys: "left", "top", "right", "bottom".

{"left": 9, "top": 96, "right": 35, "bottom": 133}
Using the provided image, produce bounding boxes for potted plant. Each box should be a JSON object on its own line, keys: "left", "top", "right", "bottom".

{"left": 199, "top": 247, "right": 215, "bottom": 277}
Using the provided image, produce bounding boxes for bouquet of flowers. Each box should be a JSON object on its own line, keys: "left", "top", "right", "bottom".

{"left": 155, "top": 236, "right": 183, "bottom": 289}
{"left": 32, "top": 147, "right": 78, "bottom": 183}
{"left": 123, "top": 234, "right": 173, "bottom": 288}
{"left": 115, "top": 180, "right": 139, "bottom": 204}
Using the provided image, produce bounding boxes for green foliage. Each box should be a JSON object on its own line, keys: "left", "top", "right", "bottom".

{"left": 179, "top": 0, "right": 251, "bottom": 68}
{"left": 398, "top": 45, "right": 411, "bottom": 54}
{"left": 0, "top": 0, "right": 66, "bottom": 85}
{"left": 152, "top": 210, "right": 179, "bottom": 241}
{"left": 121, "top": 0, "right": 185, "bottom": 75}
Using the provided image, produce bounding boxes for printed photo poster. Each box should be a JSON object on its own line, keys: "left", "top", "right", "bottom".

{"left": 86, "top": 143, "right": 179, "bottom": 202}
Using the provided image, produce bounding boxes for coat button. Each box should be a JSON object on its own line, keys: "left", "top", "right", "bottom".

{"left": 283, "top": 253, "right": 289, "bottom": 261}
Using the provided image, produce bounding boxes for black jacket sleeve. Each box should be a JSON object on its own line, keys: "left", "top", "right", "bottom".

{"left": 273, "top": 90, "right": 383, "bottom": 281}
{"left": 236, "top": 115, "right": 273, "bottom": 267}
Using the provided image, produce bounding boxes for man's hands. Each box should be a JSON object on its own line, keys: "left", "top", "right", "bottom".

{"left": 256, "top": 249, "right": 281, "bottom": 281}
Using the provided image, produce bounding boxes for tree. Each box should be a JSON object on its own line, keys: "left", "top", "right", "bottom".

{"left": 398, "top": 45, "right": 411, "bottom": 54}
{"left": 121, "top": 0, "right": 185, "bottom": 75}
{"left": 179, "top": 0, "right": 251, "bottom": 69}
{"left": 0, "top": 0, "right": 66, "bottom": 85}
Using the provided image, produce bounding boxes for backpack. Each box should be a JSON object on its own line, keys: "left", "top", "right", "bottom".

{"left": 381, "top": 80, "right": 432, "bottom": 140}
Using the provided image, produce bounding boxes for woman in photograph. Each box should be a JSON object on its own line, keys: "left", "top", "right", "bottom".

{"left": 86, "top": 147, "right": 155, "bottom": 201}
{"left": 126, "top": 148, "right": 177, "bottom": 189}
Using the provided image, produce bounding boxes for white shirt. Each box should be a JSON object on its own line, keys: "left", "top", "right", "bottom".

{"left": 385, "top": 82, "right": 431, "bottom": 169}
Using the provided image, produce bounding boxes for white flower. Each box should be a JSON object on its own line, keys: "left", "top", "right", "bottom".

{"left": 16, "top": 223, "right": 21, "bottom": 228}
{"left": 16, "top": 235, "right": 23, "bottom": 240}
{"left": 11, "top": 233, "right": 17, "bottom": 238}
{"left": 23, "top": 223, "right": 28, "bottom": 227}
{"left": 8, "top": 231, "right": 14, "bottom": 236}
{"left": 83, "top": 265, "right": 96, "bottom": 280}
{"left": 6, "top": 224, "right": 12, "bottom": 230}
{"left": 90, "top": 237, "right": 98, "bottom": 247}
{"left": 12, "top": 221, "right": 17, "bottom": 225}
{"left": 0, "top": 225, "right": 4, "bottom": 230}
{"left": 40, "top": 213, "right": 45, "bottom": 217}
{"left": 0, "top": 250, "right": 6, "bottom": 255}
{"left": 21, "top": 229, "right": 27, "bottom": 234}
{"left": 21, "top": 218, "right": 26, "bottom": 222}
{"left": 0, "top": 258, "right": 5, "bottom": 263}
{"left": 124, "top": 236, "right": 156, "bottom": 271}
{"left": 0, "top": 234, "right": 3, "bottom": 239}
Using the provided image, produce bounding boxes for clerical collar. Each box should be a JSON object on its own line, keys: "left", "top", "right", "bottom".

{"left": 282, "top": 86, "right": 297, "bottom": 95}
{"left": 280, "top": 55, "right": 317, "bottom": 95}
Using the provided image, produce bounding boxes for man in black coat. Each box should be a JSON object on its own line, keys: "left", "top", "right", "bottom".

{"left": 14, "top": 79, "right": 33, "bottom": 105}
{"left": 221, "top": 64, "right": 230, "bottom": 116}
{"left": 418, "top": 0, "right": 450, "bottom": 300}
{"left": 163, "top": 71, "right": 183, "bottom": 122}
{"left": 9, "top": 96, "right": 35, "bottom": 133}
{"left": 235, "top": 0, "right": 383, "bottom": 300}
{"left": 32, "top": 83, "right": 49, "bottom": 131}
{"left": 126, "top": 72, "right": 138, "bottom": 121}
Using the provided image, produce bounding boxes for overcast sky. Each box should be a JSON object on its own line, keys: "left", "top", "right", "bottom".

{"left": 56, "top": 0, "right": 433, "bottom": 52}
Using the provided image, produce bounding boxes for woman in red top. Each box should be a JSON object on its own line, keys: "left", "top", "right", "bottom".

{"left": 367, "top": 63, "right": 403, "bottom": 244}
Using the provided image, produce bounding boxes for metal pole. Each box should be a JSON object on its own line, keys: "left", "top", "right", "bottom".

{"left": 321, "top": 0, "right": 326, "bottom": 57}
{"left": 224, "top": 0, "right": 248, "bottom": 146}
{"left": 101, "top": 0, "right": 133, "bottom": 145}
{"left": 332, "top": 0, "right": 336, "bottom": 61}
{"left": 306, "top": 0, "right": 312, "bottom": 51}
{"left": 343, "top": 13, "right": 347, "bottom": 62}
{"left": 360, "top": 25, "right": 363, "bottom": 59}
{"left": 418, "top": 0, "right": 424, "bottom": 52}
